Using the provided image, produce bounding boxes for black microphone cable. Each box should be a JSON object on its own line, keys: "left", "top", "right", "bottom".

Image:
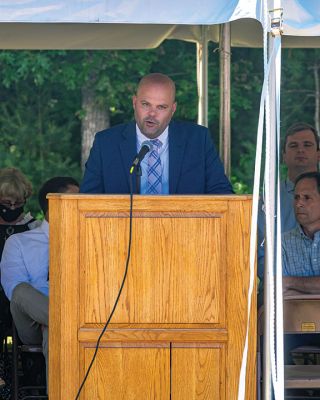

{"left": 75, "top": 175, "right": 135, "bottom": 400}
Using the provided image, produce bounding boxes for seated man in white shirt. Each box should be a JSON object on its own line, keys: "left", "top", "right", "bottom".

{"left": 0, "top": 176, "right": 79, "bottom": 383}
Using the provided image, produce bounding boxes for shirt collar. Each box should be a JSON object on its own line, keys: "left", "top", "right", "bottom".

{"left": 297, "top": 224, "right": 320, "bottom": 242}
{"left": 40, "top": 219, "right": 49, "bottom": 238}
{"left": 136, "top": 124, "right": 169, "bottom": 151}
{"left": 15, "top": 212, "right": 31, "bottom": 225}
{"left": 284, "top": 178, "right": 295, "bottom": 193}
{"left": 297, "top": 224, "right": 307, "bottom": 238}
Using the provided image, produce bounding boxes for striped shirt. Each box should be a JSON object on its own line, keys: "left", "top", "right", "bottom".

{"left": 282, "top": 225, "right": 320, "bottom": 276}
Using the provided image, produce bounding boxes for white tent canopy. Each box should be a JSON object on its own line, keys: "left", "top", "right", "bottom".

{"left": 0, "top": 0, "right": 320, "bottom": 49}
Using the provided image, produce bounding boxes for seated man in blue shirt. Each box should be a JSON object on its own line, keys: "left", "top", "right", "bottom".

{"left": 258, "top": 123, "right": 320, "bottom": 280}
{"left": 0, "top": 176, "right": 79, "bottom": 382}
{"left": 282, "top": 171, "right": 320, "bottom": 293}
{"left": 282, "top": 171, "right": 320, "bottom": 362}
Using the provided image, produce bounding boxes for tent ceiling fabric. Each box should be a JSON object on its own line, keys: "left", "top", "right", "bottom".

{"left": 0, "top": 0, "right": 319, "bottom": 49}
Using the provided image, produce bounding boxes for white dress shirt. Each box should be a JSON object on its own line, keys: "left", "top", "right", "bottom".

{"left": 0, "top": 219, "right": 49, "bottom": 300}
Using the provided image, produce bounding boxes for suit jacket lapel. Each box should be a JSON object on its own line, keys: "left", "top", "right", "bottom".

{"left": 169, "top": 122, "right": 186, "bottom": 194}
{"left": 119, "top": 122, "right": 137, "bottom": 191}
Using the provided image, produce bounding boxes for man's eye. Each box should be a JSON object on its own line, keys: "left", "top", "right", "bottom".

{"left": 158, "top": 105, "right": 167, "bottom": 110}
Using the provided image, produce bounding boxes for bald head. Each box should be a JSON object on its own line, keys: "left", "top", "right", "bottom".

{"left": 136, "top": 73, "right": 176, "bottom": 102}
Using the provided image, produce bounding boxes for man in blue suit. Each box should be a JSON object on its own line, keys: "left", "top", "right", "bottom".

{"left": 80, "top": 73, "right": 233, "bottom": 195}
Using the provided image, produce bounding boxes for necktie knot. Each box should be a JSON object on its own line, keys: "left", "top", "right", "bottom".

{"left": 151, "top": 139, "right": 162, "bottom": 151}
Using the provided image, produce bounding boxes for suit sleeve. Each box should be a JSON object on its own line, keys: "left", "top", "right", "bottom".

{"left": 80, "top": 133, "right": 105, "bottom": 193}
{"left": 205, "top": 131, "right": 233, "bottom": 194}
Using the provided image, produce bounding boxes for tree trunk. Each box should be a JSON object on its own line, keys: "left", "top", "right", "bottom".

{"left": 81, "top": 85, "right": 109, "bottom": 171}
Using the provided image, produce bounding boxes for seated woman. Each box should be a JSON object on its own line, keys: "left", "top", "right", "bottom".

{"left": 0, "top": 167, "right": 40, "bottom": 255}
{"left": 0, "top": 167, "right": 40, "bottom": 392}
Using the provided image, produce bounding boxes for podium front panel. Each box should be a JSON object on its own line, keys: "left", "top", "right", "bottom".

{"left": 80, "top": 207, "right": 227, "bottom": 326}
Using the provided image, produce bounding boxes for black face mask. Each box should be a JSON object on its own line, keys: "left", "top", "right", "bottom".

{"left": 0, "top": 204, "right": 24, "bottom": 223}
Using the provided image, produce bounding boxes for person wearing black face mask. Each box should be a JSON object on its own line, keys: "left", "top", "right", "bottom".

{"left": 0, "top": 168, "right": 40, "bottom": 256}
{"left": 0, "top": 168, "right": 40, "bottom": 396}
{"left": 0, "top": 202, "right": 25, "bottom": 223}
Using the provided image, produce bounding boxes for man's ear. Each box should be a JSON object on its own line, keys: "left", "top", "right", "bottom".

{"left": 172, "top": 102, "right": 177, "bottom": 115}
{"left": 317, "top": 149, "right": 320, "bottom": 162}
{"left": 132, "top": 95, "right": 137, "bottom": 110}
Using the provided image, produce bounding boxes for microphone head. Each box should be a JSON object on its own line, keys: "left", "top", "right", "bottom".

{"left": 141, "top": 140, "right": 153, "bottom": 152}
{"left": 130, "top": 140, "right": 154, "bottom": 173}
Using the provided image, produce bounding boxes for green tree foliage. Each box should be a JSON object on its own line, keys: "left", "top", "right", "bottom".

{"left": 0, "top": 51, "right": 81, "bottom": 213}
{"left": 229, "top": 48, "right": 263, "bottom": 192}
{"left": 281, "top": 49, "right": 319, "bottom": 129}
{"left": 0, "top": 49, "right": 158, "bottom": 213}
{"left": 0, "top": 44, "right": 317, "bottom": 211}
{"left": 227, "top": 48, "right": 320, "bottom": 192}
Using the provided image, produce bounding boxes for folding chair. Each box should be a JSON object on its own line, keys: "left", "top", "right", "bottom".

{"left": 12, "top": 322, "right": 47, "bottom": 400}
{"left": 283, "top": 294, "right": 320, "bottom": 399}
{"left": 258, "top": 295, "right": 320, "bottom": 399}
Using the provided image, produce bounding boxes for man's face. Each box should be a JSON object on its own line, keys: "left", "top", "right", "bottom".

{"left": 283, "top": 130, "right": 320, "bottom": 172}
{"left": 132, "top": 82, "right": 177, "bottom": 139}
{"left": 294, "top": 178, "right": 320, "bottom": 229}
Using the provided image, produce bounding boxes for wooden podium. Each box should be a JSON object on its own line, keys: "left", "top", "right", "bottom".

{"left": 48, "top": 194, "right": 256, "bottom": 399}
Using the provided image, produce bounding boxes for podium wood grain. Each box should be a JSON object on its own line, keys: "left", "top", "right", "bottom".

{"left": 48, "top": 195, "right": 256, "bottom": 399}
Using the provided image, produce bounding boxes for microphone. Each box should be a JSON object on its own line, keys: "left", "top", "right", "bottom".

{"left": 130, "top": 141, "right": 153, "bottom": 174}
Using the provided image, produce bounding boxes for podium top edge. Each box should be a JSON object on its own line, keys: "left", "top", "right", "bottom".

{"left": 47, "top": 194, "right": 252, "bottom": 200}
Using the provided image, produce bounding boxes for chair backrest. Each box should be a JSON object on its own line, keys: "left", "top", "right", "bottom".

{"left": 283, "top": 294, "right": 320, "bottom": 334}
{"left": 257, "top": 294, "right": 320, "bottom": 395}
{"left": 12, "top": 322, "right": 47, "bottom": 400}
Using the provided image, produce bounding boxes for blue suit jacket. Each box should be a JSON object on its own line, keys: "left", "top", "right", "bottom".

{"left": 80, "top": 120, "right": 233, "bottom": 194}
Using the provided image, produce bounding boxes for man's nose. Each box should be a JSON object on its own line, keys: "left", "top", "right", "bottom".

{"left": 295, "top": 199, "right": 304, "bottom": 208}
{"left": 297, "top": 144, "right": 305, "bottom": 152}
{"left": 148, "top": 107, "right": 157, "bottom": 116}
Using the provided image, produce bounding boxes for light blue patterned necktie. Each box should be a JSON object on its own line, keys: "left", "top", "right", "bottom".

{"left": 147, "top": 139, "right": 162, "bottom": 194}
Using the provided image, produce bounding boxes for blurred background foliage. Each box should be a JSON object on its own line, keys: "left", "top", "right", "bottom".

{"left": 0, "top": 42, "right": 319, "bottom": 215}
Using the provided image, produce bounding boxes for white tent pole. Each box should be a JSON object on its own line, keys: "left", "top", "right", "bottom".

{"left": 219, "top": 23, "right": 231, "bottom": 177}
{"left": 197, "top": 25, "right": 208, "bottom": 128}
{"left": 263, "top": 2, "right": 284, "bottom": 399}
{"left": 263, "top": 30, "right": 274, "bottom": 400}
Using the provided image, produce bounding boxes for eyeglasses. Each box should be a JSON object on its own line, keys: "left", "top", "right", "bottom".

{"left": 0, "top": 200, "right": 26, "bottom": 209}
